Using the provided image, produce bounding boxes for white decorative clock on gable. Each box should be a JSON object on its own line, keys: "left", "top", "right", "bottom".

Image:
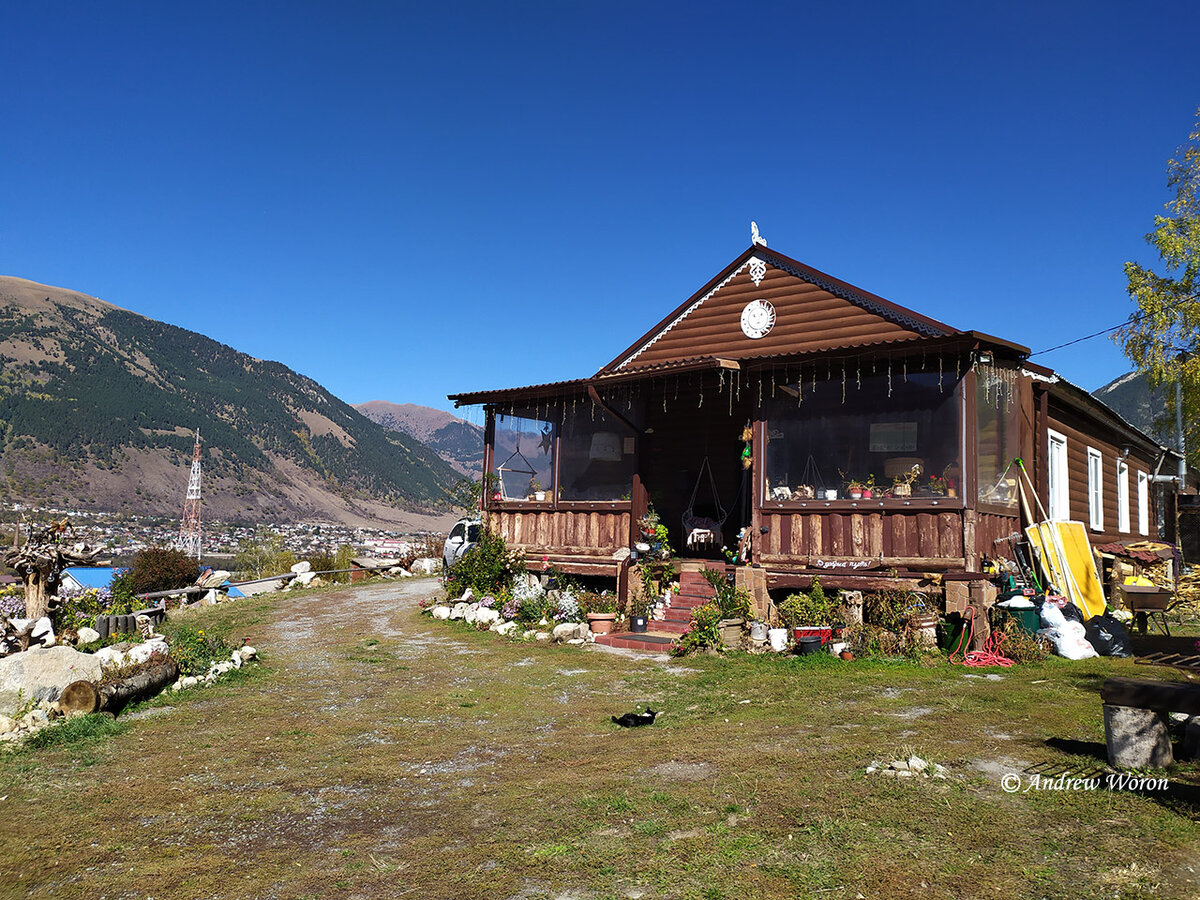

{"left": 740, "top": 299, "right": 776, "bottom": 339}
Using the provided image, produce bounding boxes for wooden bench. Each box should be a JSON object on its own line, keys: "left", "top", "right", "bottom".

{"left": 1100, "top": 677, "right": 1200, "bottom": 768}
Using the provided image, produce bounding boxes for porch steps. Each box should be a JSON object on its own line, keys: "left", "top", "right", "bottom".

{"left": 592, "top": 567, "right": 719, "bottom": 653}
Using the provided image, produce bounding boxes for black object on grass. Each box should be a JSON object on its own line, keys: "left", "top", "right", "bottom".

{"left": 612, "top": 708, "right": 657, "bottom": 728}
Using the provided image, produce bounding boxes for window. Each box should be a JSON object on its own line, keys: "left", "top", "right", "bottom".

{"left": 1086, "top": 447, "right": 1104, "bottom": 531}
{"left": 493, "top": 409, "right": 555, "bottom": 500}
{"left": 557, "top": 406, "right": 637, "bottom": 501}
{"left": 764, "top": 370, "right": 960, "bottom": 501}
{"left": 1047, "top": 430, "right": 1069, "bottom": 520}
{"left": 976, "top": 363, "right": 1019, "bottom": 508}
{"left": 1137, "top": 470, "right": 1149, "bottom": 536}
{"left": 1116, "top": 459, "right": 1130, "bottom": 533}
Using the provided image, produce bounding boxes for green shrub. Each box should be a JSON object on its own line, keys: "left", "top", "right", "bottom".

{"left": 234, "top": 528, "right": 298, "bottom": 579}
{"left": 160, "top": 623, "right": 231, "bottom": 676}
{"left": 777, "top": 578, "right": 836, "bottom": 628}
{"left": 700, "top": 568, "right": 752, "bottom": 620}
{"left": 111, "top": 547, "right": 197, "bottom": 598}
{"left": 672, "top": 602, "right": 723, "bottom": 656}
{"left": 578, "top": 592, "right": 617, "bottom": 616}
{"left": 444, "top": 529, "right": 524, "bottom": 600}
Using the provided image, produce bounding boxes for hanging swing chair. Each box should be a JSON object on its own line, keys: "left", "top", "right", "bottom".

{"left": 497, "top": 442, "right": 538, "bottom": 501}
{"left": 682, "top": 456, "right": 729, "bottom": 552}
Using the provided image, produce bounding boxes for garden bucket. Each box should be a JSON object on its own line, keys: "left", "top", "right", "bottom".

{"left": 768, "top": 628, "right": 788, "bottom": 652}
{"left": 796, "top": 636, "right": 823, "bottom": 655}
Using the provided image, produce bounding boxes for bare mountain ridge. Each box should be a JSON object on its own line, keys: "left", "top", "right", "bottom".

{"left": 0, "top": 275, "right": 460, "bottom": 529}
{"left": 355, "top": 401, "right": 484, "bottom": 476}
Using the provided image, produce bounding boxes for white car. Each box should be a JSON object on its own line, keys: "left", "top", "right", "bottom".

{"left": 443, "top": 518, "right": 482, "bottom": 572}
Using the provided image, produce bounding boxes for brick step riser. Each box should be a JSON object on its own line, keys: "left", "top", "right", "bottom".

{"left": 593, "top": 634, "right": 679, "bottom": 653}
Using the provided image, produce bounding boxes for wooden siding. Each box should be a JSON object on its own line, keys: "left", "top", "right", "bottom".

{"left": 619, "top": 264, "right": 926, "bottom": 372}
{"left": 975, "top": 510, "right": 1021, "bottom": 563}
{"left": 757, "top": 509, "right": 964, "bottom": 566}
{"left": 486, "top": 508, "right": 631, "bottom": 555}
{"left": 1046, "top": 400, "right": 1159, "bottom": 544}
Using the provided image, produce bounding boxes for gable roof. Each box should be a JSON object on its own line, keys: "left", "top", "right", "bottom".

{"left": 600, "top": 245, "right": 962, "bottom": 375}
{"left": 61, "top": 567, "right": 119, "bottom": 590}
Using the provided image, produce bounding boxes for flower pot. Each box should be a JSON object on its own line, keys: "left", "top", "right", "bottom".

{"left": 824, "top": 489, "right": 838, "bottom": 500}
{"left": 630, "top": 615, "right": 648, "bottom": 633}
{"left": 849, "top": 490, "right": 862, "bottom": 500}
{"left": 748, "top": 621, "right": 768, "bottom": 642}
{"left": 893, "top": 483, "right": 912, "bottom": 497}
{"left": 861, "top": 489, "right": 873, "bottom": 499}
{"left": 840, "top": 650, "right": 855, "bottom": 660}
{"left": 796, "top": 636, "right": 823, "bottom": 655}
{"left": 947, "top": 487, "right": 957, "bottom": 498}
{"left": 717, "top": 617, "right": 745, "bottom": 648}
{"left": 534, "top": 491, "right": 546, "bottom": 502}
{"left": 587, "top": 613, "right": 616, "bottom": 635}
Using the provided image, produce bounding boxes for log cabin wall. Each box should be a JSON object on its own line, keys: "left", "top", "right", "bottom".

{"left": 757, "top": 508, "right": 965, "bottom": 568}
{"left": 486, "top": 508, "right": 632, "bottom": 558}
{"left": 1045, "top": 396, "right": 1161, "bottom": 544}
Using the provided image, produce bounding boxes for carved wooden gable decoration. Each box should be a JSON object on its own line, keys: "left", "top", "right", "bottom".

{"left": 600, "top": 246, "right": 959, "bottom": 375}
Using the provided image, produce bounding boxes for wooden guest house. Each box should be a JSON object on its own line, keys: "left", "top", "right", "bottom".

{"left": 449, "top": 230, "right": 1181, "bottom": 622}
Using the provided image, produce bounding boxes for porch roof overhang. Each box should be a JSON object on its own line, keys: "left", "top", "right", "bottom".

{"left": 448, "top": 331, "right": 1030, "bottom": 408}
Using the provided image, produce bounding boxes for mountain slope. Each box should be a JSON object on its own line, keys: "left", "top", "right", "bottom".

{"left": 1092, "top": 370, "right": 1174, "bottom": 446}
{"left": 355, "top": 401, "right": 484, "bottom": 476}
{"left": 0, "top": 276, "right": 461, "bottom": 526}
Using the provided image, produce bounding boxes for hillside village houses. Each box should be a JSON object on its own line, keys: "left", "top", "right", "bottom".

{"left": 451, "top": 228, "right": 1185, "bottom": 626}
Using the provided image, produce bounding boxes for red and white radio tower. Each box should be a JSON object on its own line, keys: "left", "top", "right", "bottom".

{"left": 177, "top": 429, "right": 202, "bottom": 560}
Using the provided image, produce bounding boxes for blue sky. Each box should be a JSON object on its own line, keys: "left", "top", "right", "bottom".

{"left": 3, "top": 2, "right": 1199, "bottom": 424}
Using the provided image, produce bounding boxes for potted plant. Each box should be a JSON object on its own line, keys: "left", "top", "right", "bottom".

{"left": 580, "top": 592, "right": 617, "bottom": 635}
{"left": 891, "top": 464, "right": 921, "bottom": 498}
{"left": 846, "top": 478, "right": 864, "bottom": 500}
{"left": 861, "top": 474, "right": 875, "bottom": 499}
{"left": 701, "top": 567, "right": 752, "bottom": 649}
{"left": 529, "top": 479, "right": 546, "bottom": 502}
{"left": 777, "top": 578, "right": 836, "bottom": 652}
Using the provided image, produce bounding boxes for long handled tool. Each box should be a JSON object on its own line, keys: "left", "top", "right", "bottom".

{"left": 1014, "top": 458, "right": 1085, "bottom": 609}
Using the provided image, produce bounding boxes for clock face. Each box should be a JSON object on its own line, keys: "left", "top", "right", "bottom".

{"left": 740, "top": 299, "right": 776, "bottom": 339}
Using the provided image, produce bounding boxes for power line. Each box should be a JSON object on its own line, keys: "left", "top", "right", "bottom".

{"left": 1029, "top": 294, "right": 1197, "bottom": 357}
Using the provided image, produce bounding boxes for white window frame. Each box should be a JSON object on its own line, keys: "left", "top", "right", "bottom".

{"left": 1137, "top": 470, "right": 1149, "bottom": 536}
{"left": 1086, "top": 447, "right": 1104, "bottom": 531}
{"left": 1116, "top": 459, "right": 1130, "bottom": 533}
{"left": 1047, "top": 430, "right": 1069, "bottom": 521}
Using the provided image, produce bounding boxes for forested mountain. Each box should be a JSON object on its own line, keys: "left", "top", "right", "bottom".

{"left": 0, "top": 276, "right": 461, "bottom": 526}
{"left": 354, "top": 401, "right": 484, "bottom": 475}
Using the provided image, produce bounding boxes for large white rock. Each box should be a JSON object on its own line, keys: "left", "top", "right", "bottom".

{"left": 409, "top": 558, "right": 441, "bottom": 576}
{"left": 126, "top": 639, "right": 169, "bottom": 665}
{"left": 494, "top": 621, "right": 518, "bottom": 636}
{"left": 459, "top": 588, "right": 475, "bottom": 604}
{"left": 464, "top": 606, "right": 479, "bottom": 625}
{"left": 476, "top": 608, "right": 500, "bottom": 626}
{"left": 292, "top": 571, "right": 317, "bottom": 588}
{"left": 430, "top": 606, "right": 452, "bottom": 620}
{"left": 552, "top": 623, "right": 579, "bottom": 643}
{"left": 94, "top": 646, "right": 128, "bottom": 669}
{"left": 0, "top": 645, "right": 104, "bottom": 713}
{"left": 449, "top": 602, "right": 469, "bottom": 620}
{"left": 241, "top": 646, "right": 257, "bottom": 660}
{"left": 291, "top": 561, "right": 313, "bottom": 574}
{"left": 76, "top": 627, "right": 101, "bottom": 645}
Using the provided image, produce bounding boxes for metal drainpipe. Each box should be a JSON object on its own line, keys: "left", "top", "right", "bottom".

{"left": 1176, "top": 377, "right": 1187, "bottom": 483}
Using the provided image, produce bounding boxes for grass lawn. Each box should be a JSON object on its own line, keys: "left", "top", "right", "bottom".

{"left": 0, "top": 579, "right": 1197, "bottom": 899}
